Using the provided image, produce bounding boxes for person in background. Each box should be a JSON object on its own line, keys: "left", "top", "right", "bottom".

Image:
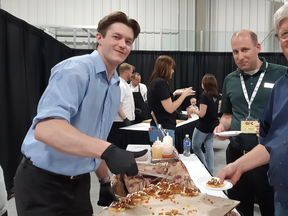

{"left": 189, "top": 97, "right": 198, "bottom": 110}
{"left": 14, "top": 11, "right": 147, "bottom": 216}
{"left": 107, "top": 63, "right": 135, "bottom": 144}
{"left": 214, "top": 29, "right": 287, "bottom": 216}
{"left": 129, "top": 72, "right": 147, "bottom": 102}
{"left": 187, "top": 74, "right": 219, "bottom": 174}
{"left": 114, "top": 63, "right": 135, "bottom": 126}
{"left": 129, "top": 72, "right": 150, "bottom": 123}
{"left": 217, "top": 4, "right": 288, "bottom": 216}
{"left": 147, "top": 55, "right": 194, "bottom": 144}
{"left": 0, "top": 166, "right": 7, "bottom": 216}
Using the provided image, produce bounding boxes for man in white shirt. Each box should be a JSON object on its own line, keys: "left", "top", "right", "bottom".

{"left": 129, "top": 72, "right": 147, "bottom": 102}
{"left": 107, "top": 63, "right": 135, "bottom": 144}
{"left": 115, "top": 63, "right": 135, "bottom": 125}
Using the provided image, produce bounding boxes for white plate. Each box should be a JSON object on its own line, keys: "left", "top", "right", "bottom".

{"left": 215, "top": 131, "right": 242, "bottom": 137}
{"left": 197, "top": 176, "right": 233, "bottom": 191}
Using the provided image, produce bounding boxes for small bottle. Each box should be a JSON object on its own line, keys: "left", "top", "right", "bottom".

{"left": 162, "top": 143, "right": 173, "bottom": 158}
{"left": 183, "top": 134, "right": 191, "bottom": 157}
{"left": 152, "top": 137, "right": 163, "bottom": 159}
{"left": 163, "top": 132, "right": 173, "bottom": 147}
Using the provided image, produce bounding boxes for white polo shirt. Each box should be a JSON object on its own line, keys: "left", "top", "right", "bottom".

{"left": 114, "top": 77, "right": 135, "bottom": 122}
{"left": 129, "top": 83, "right": 147, "bottom": 101}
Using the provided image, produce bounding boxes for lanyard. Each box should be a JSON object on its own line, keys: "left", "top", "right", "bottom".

{"left": 240, "top": 62, "right": 268, "bottom": 118}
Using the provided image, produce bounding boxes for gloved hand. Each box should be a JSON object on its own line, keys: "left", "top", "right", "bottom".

{"left": 97, "top": 182, "right": 118, "bottom": 207}
{"left": 101, "top": 144, "right": 148, "bottom": 176}
{"left": 124, "top": 118, "right": 131, "bottom": 126}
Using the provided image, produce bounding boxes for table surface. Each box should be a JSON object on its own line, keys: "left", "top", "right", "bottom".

{"left": 180, "top": 154, "right": 228, "bottom": 198}
{"left": 119, "top": 115, "right": 199, "bottom": 131}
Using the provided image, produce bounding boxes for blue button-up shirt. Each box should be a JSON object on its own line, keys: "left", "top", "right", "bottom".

{"left": 22, "top": 50, "right": 121, "bottom": 176}
{"left": 260, "top": 71, "right": 288, "bottom": 209}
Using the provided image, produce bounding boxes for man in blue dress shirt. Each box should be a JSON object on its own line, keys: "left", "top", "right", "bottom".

{"left": 14, "top": 11, "right": 147, "bottom": 216}
{"left": 216, "top": 4, "right": 288, "bottom": 216}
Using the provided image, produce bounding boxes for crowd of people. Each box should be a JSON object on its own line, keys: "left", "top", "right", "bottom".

{"left": 2, "top": 3, "right": 288, "bottom": 216}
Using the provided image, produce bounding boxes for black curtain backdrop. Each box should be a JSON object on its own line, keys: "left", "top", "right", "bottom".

{"left": 1, "top": 9, "right": 288, "bottom": 193}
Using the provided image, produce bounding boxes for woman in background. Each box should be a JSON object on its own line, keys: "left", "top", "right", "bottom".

{"left": 188, "top": 74, "right": 219, "bottom": 174}
{"left": 147, "top": 55, "right": 194, "bottom": 145}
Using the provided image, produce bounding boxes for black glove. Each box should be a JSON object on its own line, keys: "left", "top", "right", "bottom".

{"left": 124, "top": 118, "right": 131, "bottom": 126}
{"left": 101, "top": 144, "right": 148, "bottom": 176}
{"left": 97, "top": 182, "right": 118, "bottom": 207}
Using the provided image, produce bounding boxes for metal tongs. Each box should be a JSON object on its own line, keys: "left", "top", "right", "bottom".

{"left": 151, "top": 111, "right": 167, "bottom": 141}
{"left": 137, "top": 163, "right": 172, "bottom": 180}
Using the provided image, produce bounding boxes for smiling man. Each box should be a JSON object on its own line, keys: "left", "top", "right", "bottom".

{"left": 213, "top": 29, "right": 287, "bottom": 216}
{"left": 14, "top": 11, "right": 147, "bottom": 216}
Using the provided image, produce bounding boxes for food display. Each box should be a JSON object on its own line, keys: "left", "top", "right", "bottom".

{"left": 108, "top": 182, "right": 197, "bottom": 213}
{"left": 95, "top": 193, "right": 239, "bottom": 216}
{"left": 206, "top": 177, "right": 225, "bottom": 188}
{"left": 180, "top": 186, "right": 200, "bottom": 197}
{"left": 98, "top": 148, "right": 240, "bottom": 216}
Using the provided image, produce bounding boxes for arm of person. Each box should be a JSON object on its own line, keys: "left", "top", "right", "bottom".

{"left": 35, "top": 118, "right": 147, "bottom": 176}
{"left": 193, "top": 104, "right": 207, "bottom": 118}
{"left": 172, "top": 88, "right": 184, "bottom": 97}
{"left": 161, "top": 87, "right": 194, "bottom": 114}
{"left": 141, "top": 83, "right": 148, "bottom": 102}
{"left": 118, "top": 106, "right": 127, "bottom": 120}
{"left": 34, "top": 118, "right": 110, "bottom": 159}
{"left": 217, "top": 144, "right": 270, "bottom": 185}
{"left": 95, "top": 160, "right": 110, "bottom": 180}
{"left": 95, "top": 161, "right": 118, "bottom": 206}
{"left": 213, "top": 113, "right": 232, "bottom": 140}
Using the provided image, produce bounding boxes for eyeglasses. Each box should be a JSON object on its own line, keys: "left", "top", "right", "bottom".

{"left": 275, "top": 30, "right": 288, "bottom": 42}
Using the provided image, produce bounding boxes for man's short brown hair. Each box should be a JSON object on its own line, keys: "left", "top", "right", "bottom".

{"left": 96, "top": 11, "right": 140, "bottom": 49}
{"left": 119, "top": 63, "right": 135, "bottom": 75}
{"left": 132, "top": 72, "right": 141, "bottom": 78}
{"left": 231, "top": 30, "right": 258, "bottom": 46}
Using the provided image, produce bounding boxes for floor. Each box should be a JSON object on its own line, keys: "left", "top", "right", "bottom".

{"left": 6, "top": 138, "right": 261, "bottom": 216}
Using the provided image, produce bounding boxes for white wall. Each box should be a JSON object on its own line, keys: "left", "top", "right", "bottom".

{"left": 1, "top": 0, "right": 284, "bottom": 51}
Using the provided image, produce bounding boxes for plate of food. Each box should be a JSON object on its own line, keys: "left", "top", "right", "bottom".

{"left": 215, "top": 131, "right": 242, "bottom": 137}
{"left": 197, "top": 177, "right": 233, "bottom": 191}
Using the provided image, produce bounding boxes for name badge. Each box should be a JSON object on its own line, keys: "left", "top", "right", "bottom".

{"left": 264, "top": 82, "right": 274, "bottom": 89}
{"left": 241, "top": 120, "right": 258, "bottom": 134}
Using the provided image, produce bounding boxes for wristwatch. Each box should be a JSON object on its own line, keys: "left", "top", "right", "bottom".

{"left": 98, "top": 176, "right": 110, "bottom": 184}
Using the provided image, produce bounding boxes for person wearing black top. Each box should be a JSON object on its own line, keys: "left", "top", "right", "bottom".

{"left": 147, "top": 55, "right": 194, "bottom": 144}
{"left": 188, "top": 74, "right": 219, "bottom": 174}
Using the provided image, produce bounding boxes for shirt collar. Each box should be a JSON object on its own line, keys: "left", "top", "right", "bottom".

{"left": 237, "top": 57, "right": 267, "bottom": 76}
{"left": 90, "top": 50, "right": 120, "bottom": 85}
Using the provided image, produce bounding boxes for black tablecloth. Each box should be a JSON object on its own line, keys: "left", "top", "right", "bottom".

{"left": 117, "top": 119, "right": 198, "bottom": 154}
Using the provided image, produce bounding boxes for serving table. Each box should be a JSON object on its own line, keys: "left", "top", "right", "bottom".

{"left": 94, "top": 153, "right": 239, "bottom": 216}
{"left": 117, "top": 115, "right": 199, "bottom": 153}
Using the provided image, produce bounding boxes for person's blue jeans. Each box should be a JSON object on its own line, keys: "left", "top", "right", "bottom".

{"left": 148, "top": 126, "right": 175, "bottom": 146}
{"left": 275, "top": 200, "right": 288, "bottom": 216}
{"left": 192, "top": 128, "right": 214, "bottom": 174}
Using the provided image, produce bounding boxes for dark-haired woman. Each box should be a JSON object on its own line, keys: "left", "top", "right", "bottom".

{"left": 147, "top": 55, "right": 194, "bottom": 145}
{"left": 188, "top": 74, "right": 219, "bottom": 174}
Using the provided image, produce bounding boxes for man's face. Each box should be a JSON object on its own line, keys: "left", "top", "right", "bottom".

{"left": 277, "top": 18, "right": 288, "bottom": 60}
{"left": 131, "top": 75, "right": 141, "bottom": 87}
{"left": 231, "top": 34, "right": 261, "bottom": 72}
{"left": 127, "top": 68, "right": 133, "bottom": 82}
{"left": 96, "top": 22, "right": 134, "bottom": 69}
